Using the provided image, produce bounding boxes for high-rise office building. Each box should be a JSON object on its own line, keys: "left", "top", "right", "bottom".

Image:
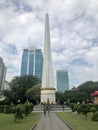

{"left": 0, "top": 57, "right": 6, "bottom": 90}
{"left": 57, "top": 70, "right": 69, "bottom": 92}
{"left": 21, "top": 47, "right": 43, "bottom": 81}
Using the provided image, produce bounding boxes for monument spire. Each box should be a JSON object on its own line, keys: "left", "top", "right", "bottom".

{"left": 41, "top": 13, "right": 55, "bottom": 104}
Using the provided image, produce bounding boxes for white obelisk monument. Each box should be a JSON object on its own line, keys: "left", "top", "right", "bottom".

{"left": 41, "top": 13, "right": 55, "bottom": 104}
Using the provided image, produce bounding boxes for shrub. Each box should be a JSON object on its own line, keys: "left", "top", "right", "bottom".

{"left": 12, "top": 105, "right": 24, "bottom": 121}
{"left": 90, "top": 107, "right": 97, "bottom": 113}
{"left": 95, "top": 105, "right": 98, "bottom": 111}
{"left": 69, "top": 103, "right": 75, "bottom": 111}
{"left": 92, "top": 112, "right": 98, "bottom": 121}
{"left": 23, "top": 101, "right": 33, "bottom": 115}
{"left": 0, "top": 105, "right": 4, "bottom": 113}
{"left": 77, "top": 105, "right": 81, "bottom": 114}
{"left": 81, "top": 104, "right": 90, "bottom": 117}
{"left": 89, "top": 105, "right": 98, "bottom": 111}
{"left": 73, "top": 104, "right": 78, "bottom": 112}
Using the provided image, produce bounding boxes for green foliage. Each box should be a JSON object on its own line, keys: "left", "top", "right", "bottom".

{"left": 26, "top": 84, "right": 41, "bottom": 104}
{"left": 77, "top": 105, "right": 81, "bottom": 114}
{"left": 90, "top": 107, "right": 97, "bottom": 113}
{"left": 56, "top": 91, "right": 65, "bottom": 104}
{"left": 64, "top": 90, "right": 87, "bottom": 103}
{"left": 12, "top": 101, "right": 33, "bottom": 121}
{"left": 4, "top": 105, "right": 13, "bottom": 114}
{"left": 0, "top": 105, "right": 4, "bottom": 113}
{"left": 12, "top": 105, "right": 24, "bottom": 121}
{"left": 0, "top": 105, "right": 14, "bottom": 113}
{"left": 10, "top": 75, "right": 40, "bottom": 104}
{"left": 80, "top": 104, "right": 90, "bottom": 117}
{"left": 69, "top": 103, "right": 75, "bottom": 110}
{"left": 73, "top": 104, "right": 91, "bottom": 116}
{"left": 78, "top": 81, "right": 98, "bottom": 101}
{"left": 56, "top": 81, "right": 98, "bottom": 104}
{"left": 72, "top": 103, "right": 81, "bottom": 114}
{"left": 92, "top": 112, "right": 98, "bottom": 121}
{"left": 23, "top": 101, "right": 33, "bottom": 115}
{"left": 1, "top": 90, "right": 12, "bottom": 105}
{"left": 94, "top": 105, "right": 98, "bottom": 111}
{"left": 73, "top": 104, "right": 78, "bottom": 112}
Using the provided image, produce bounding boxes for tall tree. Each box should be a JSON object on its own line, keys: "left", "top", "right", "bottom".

{"left": 26, "top": 84, "right": 41, "bottom": 104}
{"left": 10, "top": 75, "right": 40, "bottom": 104}
{"left": 78, "top": 81, "right": 98, "bottom": 101}
{"left": 56, "top": 91, "right": 65, "bottom": 104}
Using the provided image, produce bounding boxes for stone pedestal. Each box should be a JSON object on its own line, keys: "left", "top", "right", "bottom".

{"left": 41, "top": 88, "right": 55, "bottom": 103}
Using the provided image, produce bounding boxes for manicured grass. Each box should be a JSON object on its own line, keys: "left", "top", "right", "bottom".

{"left": 56, "top": 112, "right": 98, "bottom": 130}
{"left": 0, "top": 113, "right": 41, "bottom": 130}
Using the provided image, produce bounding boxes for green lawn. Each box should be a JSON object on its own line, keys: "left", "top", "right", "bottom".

{"left": 56, "top": 112, "right": 98, "bottom": 130}
{"left": 0, "top": 113, "right": 41, "bottom": 130}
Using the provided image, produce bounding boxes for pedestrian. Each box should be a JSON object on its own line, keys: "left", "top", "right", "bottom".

{"left": 63, "top": 103, "right": 64, "bottom": 111}
{"left": 46, "top": 103, "right": 51, "bottom": 116}
{"left": 43, "top": 103, "right": 46, "bottom": 116}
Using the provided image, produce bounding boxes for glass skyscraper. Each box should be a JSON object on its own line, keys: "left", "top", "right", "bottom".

{"left": 21, "top": 47, "right": 43, "bottom": 82}
{"left": 0, "top": 57, "right": 6, "bottom": 90}
{"left": 57, "top": 70, "right": 69, "bottom": 92}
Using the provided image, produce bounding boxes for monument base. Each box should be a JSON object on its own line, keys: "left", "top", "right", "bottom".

{"left": 41, "top": 88, "right": 56, "bottom": 104}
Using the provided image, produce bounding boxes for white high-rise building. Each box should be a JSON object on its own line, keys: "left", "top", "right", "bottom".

{"left": 41, "top": 14, "right": 55, "bottom": 104}
{"left": 0, "top": 57, "right": 6, "bottom": 90}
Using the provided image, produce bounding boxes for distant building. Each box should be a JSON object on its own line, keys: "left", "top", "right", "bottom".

{"left": 0, "top": 57, "right": 6, "bottom": 90}
{"left": 21, "top": 47, "right": 43, "bottom": 82}
{"left": 4, "top": 81, "right": 10, "bottom": 90}
{"left": 0, "top": 81, "right": 10, "bottom": 101}
{"left": 57, "top": 70, "right": 69, "bottom": 92}
{"left": 92, "top": 91, "right": 98, "bottom": 104}
{"left": 71, "top": 86, "right": 77, "bottom": 91}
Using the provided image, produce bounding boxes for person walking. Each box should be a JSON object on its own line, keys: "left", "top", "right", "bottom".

{"left": 43, "top": 103, "right": 46, "bottom": 116}
{"left": 46, "top": 102, "right": 51, "bottom": 116}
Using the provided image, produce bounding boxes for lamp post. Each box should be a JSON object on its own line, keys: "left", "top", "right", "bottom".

{"left": 18, "top": 99, "right": 20, "bottom": 104}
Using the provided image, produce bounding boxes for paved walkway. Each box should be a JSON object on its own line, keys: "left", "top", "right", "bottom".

{"left": 33, "top": 112, "right": 71, "bottom": 130}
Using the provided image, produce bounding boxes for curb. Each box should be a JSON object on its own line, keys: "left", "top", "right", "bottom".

{"left": 30, "top": 113, "right": 42, "bottom": 130}
{"left": 55, "top": 113, "right": 75, "bottom": 130}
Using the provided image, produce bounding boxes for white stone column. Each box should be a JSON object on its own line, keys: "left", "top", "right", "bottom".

{"left": 41, "top": 13, "right": 55, "bottom": 104}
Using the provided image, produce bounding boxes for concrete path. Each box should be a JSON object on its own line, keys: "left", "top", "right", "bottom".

{"left": 33, "top": 112, "right": 71, "bottom": 130}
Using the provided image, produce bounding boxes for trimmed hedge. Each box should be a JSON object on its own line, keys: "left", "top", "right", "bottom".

{"left": 0, "top": 102, "right": 33, "bottom": 114}
{"left": 0, "top": 105, "right": 4, "bottom": 113}
{"left": 4, "top": 105, "right": 14, "bottom": 113}
{"left": 71, "top": 104, "right": 98, "bottom": 112}
{"left": 0, "top": 105, "right": 15, "bottom": 113}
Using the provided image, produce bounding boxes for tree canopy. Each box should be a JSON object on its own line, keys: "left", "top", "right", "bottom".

{"left": 56, "top": 81, "right": 98, "bottom": 104}
{"left": 9, "top": 75, "right": 40, "bottom": 104}
{"left": 1, "top": 79, "right": 98, "bottom": 105}
{"left": 26, "top": 84, "right": 41, "bottom": 104}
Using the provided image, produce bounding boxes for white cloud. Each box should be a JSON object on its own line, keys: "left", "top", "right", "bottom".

{"left": 0, "top": 0, "right": 98, "bottom": 89}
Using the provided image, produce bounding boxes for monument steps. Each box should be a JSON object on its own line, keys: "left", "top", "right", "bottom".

{"left": 33, "top": 104, "right": 71, "bottom": 111}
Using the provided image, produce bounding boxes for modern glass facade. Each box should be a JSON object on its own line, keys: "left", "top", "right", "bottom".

{"left": 57, "top": 70, "right": 69, "bottom": 92}
{"left": 0, "top": 57, "right": 6, "bottom": 90}
{"left": 21, "top": 47, "right": 43, "bottom": 82}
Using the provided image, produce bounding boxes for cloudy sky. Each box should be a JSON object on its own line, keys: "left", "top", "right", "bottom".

{"left": 0, "top": 0, "right": 98, "bottom": 89}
